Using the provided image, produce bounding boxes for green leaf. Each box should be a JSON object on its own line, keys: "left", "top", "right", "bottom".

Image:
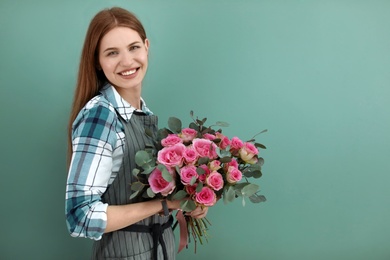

{"left": 249, "top": 194, "right": 267, "bottom": 203}
{"left": 252, "top": 170, "right": 263, "bottom": 179}
{"left": 216, "top": 147, "right": 231, "bottom": 158}
{"left": 215, "top": 121, "right": 230, "bottom": 127}
{"left": 219, "top": 156, "right": 232, "bottom": 163}
{"left": 258, "top": 157, "right": 264, "bottom": 166}
{"left": 132, "top": 168, "right": 140, "bottom": 177}
{"left": 255, "top": 143, "right": 267, "bottom": 149}
{"left": 189, "top": 122, "right": 199, "bottom": 131}
{"left": 196, "top": 167, "right": 205, "bottom": 175}
{"left": 196, "top": 182, "right": 203, "bottom": 193}
{"left": 190, "top": 176, "right": 197, "bottom": 185}
{"left": 146, "top": 187, "right": 156, "bottom": 198}
{"left": 161, "top": 166, "right": 173, "bottom": 182}
{"left": 181, "top": 200, "right": 196, "bottom": 212}
{"left": 168, "top": 117, "right": 182, "bottom": 133}
{"left": 241, "top": 183, "right": 260, "bottom": 197}
{"left": 157, "top": 128, "right": 170, "bottom": 140}
{"left": 243, "top": 163, "right": 261, "bottom": 178}
{"left": 143, "top": 166, "right": 156, "bottom": 176}
{"left": 144, "top": 128, "right": 153, "bottom": 138}
{"left": 223, "top": 186, "right": 235, "bottom": 204}
{"left": 135, "top": 150, "right": 151, "bottom": 167}
{"left": 172, "top": 190, "right": 188, "bottom": 200}
{"left": 198, "top": 157, "right": 209, "bottom": 165}
{"left": 129, "top": 190, "right": 139, "bottom": 200}
{"left": 131, "top": 182, "right": 144, "bottom": 192}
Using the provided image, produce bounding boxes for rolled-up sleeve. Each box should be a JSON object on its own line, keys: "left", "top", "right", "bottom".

{"left": 65, "top": 102, "right": 119, "bottom": 240}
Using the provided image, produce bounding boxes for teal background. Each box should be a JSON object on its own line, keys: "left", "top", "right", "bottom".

{"left": 1, "top": 0, "right": 389, "bottom": 259}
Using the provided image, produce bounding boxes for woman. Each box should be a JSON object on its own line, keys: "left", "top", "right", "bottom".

{"left": 65, "top": 7, "right": 207, "bottom": 259}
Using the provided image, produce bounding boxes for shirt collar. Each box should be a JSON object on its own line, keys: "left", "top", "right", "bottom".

{"left": 100, "top": 83, "right": 153, "bottom": 121}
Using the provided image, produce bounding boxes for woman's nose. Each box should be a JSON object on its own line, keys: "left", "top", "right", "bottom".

{"left": 120, "top": 52, "right": 133, "bottom": 66}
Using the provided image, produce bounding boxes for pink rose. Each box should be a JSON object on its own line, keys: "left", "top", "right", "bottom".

{"left": 183, "top": 146, "right": 198, "bottom": 164}
{"left": 157, "top": 143, "right": 186, "bottom": 167}
{"left": 206, "top": 171, "right": 224, "bottom": 191}
{"left": 185, "top": 183, "right": 198, "bottom": 195}
{"left": 192, "top": 138, "right": 218, "bottom": 159}
{"left": 161, "top": 134, "right": 182, "bottom": 147}
{"left": 203, "top": 133, "right": 216, "bottom": 140}
{"left": 148, "top": 167, "right": 176, "bottom": 196}
{"left": 226, "top": 166, "right": 242, "bottom": 184}
{"left": 230, "top": 137, "right": 244, "bottom": 151}
{"left": 195, "top": 186, "right": 217, "bottom": 206}
{"left": 227, "top": 158, "right": 239, "bottom": 168}
{"left": 179, "top": 165, "right": 198, "bottom": 185}
{"left": 197, "top": 165, "right": 210, "bottom": 182}
{"left": 216, "top": 132, "right": 231, "bottom": 150}
{"left": 179, "top": 128, "right": 198, "bottom": 142}
{"left": 209, "top": 160, "right": 221, "bottom": 171}
{"left": 239, "top": 142, "right": 259, "bottom": 164}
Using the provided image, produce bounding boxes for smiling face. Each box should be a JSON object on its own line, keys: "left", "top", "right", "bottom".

{"left": 98, "top": 26, "right": 149, "bottom": 102}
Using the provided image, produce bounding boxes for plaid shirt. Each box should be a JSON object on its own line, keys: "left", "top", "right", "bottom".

{"left": 65, "top": 84, "right": 153, "bottom": 240}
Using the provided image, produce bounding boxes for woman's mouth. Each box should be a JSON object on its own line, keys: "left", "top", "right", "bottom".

{"left": 120, "top": 69, "right": 137, "bottom": 76}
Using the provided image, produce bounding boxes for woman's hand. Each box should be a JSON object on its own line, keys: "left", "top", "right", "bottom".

{"left": 187, "top": 206, "right": 208, "bottom": 219}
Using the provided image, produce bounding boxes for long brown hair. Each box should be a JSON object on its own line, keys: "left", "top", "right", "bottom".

{"left": 67, "top": 7, "right": 147, "bottom": 166}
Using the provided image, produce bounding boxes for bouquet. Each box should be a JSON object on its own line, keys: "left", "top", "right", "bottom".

{"left": 130, "top": 111, "right": 266, "bottom": 252}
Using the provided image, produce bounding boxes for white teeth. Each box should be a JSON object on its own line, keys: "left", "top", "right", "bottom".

{"left": 121, "top": 69, "right": 136, "bottom": 76}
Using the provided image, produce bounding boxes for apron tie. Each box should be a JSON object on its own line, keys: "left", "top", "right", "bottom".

{"left": 121, "top": 216, "right": 173, "bottom": 260}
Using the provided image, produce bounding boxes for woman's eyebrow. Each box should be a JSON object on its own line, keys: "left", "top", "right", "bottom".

{"left": 102, "top": 41, "right": 141, "bottom": 53}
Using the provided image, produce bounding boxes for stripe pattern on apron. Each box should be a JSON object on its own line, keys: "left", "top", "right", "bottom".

{"left": 91, "top": 112, "right": 176, "bottom": 260}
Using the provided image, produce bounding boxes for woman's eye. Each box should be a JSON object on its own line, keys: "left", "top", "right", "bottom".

{"left": 129, "top": 46, "right": 140, "bottom": 51}
{"left": 107, "top": 51, "right": 118, "bottom": 56}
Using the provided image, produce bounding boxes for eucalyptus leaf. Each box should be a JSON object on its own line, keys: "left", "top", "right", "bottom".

{"left": 198, "top": 157, "right": 209, "bottom": 165}
{"left": 172, "top": 190, "right": 188, "bottom": 200}
{"left": 215, "top": 121, "right": 230, "bottom": 127}
{"left": 142, "top": 166, "right": 156, "bottom": 176}
{"left": 157, "top": 128, "right": 169, "bottom": 140}
{"left": 190, "top": 176, "right": 197, "bottom": 185}
{"left": 219, "top": 156, "right": 232, "bottom": 163}
{"left": 241, "top": 183, "right": 260, "bottom": 197}
{"left": 168, "top": 117, "right": 182, "bottom": 133}
{"left": 129, "top": 190, "right": 139, "bottom": 200}
{"left": 131, "top": 182, "right": 144, "bottom": 192}
{"left": 196, "top": 182, "right": 204, "bottom": 193}
{"left": 189, "top": 122, "right": 199, "bottom": 131}
{"left": 181, "top": 200, "right": 196, "bottom": 212}
{"left": 132, "top": 168, "right": 140, "bottom": 177}
{"left": 196, "top": 167, "right": 205, "bottom": 175}
{"left": 144, "top": 128, "right": 153, "bottom": 138}
{"left": 223, "top": 186, "right": 235, "bottom": 204}
{"left": 161, "top": 167, "right": 173, "bottom": 182}
{"left": 258, "top": 157, "right": 264, "bottom": 166}
{"left": 249, "top": 194, "right": 267, "bottom": 203}
{"left": 146, "top": 187, "right": 156, "bottom": 198}
{"left": 233, "top": 182, "right": 250, "bottom": 190}
{"left": 252, "top": 170, "right": 263, "bottom": 179}
{"left": 135, "top": 150, "right": 151, "bottom": 167}
{"left": 255, "top": 143, "right": 267, "bottom": 149}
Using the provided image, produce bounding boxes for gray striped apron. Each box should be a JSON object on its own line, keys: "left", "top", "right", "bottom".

{"left": 92, "top": 112, "right": 176, "bottom": 260}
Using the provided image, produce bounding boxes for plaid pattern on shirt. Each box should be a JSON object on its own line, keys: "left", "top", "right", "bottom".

{"left": 65, "top": 84, "right": 153, "bottom": 240}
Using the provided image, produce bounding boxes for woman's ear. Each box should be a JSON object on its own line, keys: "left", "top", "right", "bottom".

{"left": 145, "top": 38, "right": 150, "bottom": 53}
